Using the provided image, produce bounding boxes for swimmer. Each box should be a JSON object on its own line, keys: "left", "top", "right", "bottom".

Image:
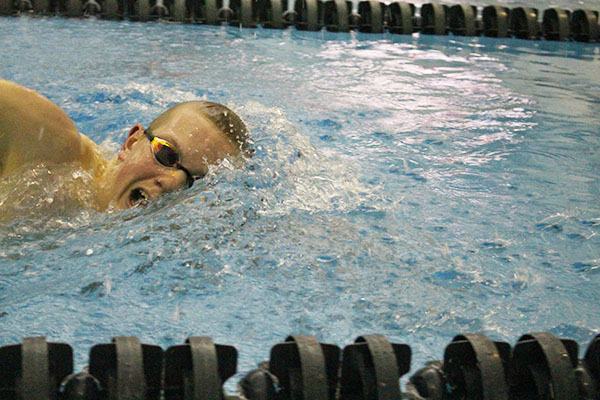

{"left": 0, "top": 79, "right": 249, "bottom": 211}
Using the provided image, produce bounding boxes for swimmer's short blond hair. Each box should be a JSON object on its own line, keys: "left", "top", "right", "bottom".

{"left": 151, "top": 101, "right": 250, "bottom": 154}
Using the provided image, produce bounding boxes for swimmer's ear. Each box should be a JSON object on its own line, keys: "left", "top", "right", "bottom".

{"left": 118, "top": 123, "right": 144, "bottom": 161}
{"left": 128, "top": 123, "right": 144, "bottom": 137}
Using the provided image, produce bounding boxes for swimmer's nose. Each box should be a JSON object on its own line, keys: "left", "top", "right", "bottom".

{"left": 154, "top": 170, "right": 189, "bottom": 192}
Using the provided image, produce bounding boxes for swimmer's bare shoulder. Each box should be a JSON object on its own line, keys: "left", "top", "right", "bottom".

{"left": 0, "top": 79, "right": 98, "bottom": 177}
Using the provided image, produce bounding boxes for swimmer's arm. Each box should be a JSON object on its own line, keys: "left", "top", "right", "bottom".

{"left": 0, "top": 79, "right": 90, "bottom": 177}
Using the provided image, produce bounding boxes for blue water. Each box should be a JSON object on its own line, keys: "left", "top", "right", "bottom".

{"left": 1, "top": 15, "right": 599, "bottom": 392}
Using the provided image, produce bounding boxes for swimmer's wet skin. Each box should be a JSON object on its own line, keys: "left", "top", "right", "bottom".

{"left": 0, "top": 79, "right": 249, "bottom": 212}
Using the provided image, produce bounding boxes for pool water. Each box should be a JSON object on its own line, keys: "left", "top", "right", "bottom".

{"left": 0, "top": 13, "right": 599, "bottom": 391}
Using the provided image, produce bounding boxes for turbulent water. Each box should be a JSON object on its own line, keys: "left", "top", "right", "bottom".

{"left": 0, "top": 14, "right": 599, "bottom": 391}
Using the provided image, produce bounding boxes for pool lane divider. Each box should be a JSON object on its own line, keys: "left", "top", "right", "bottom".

{"left": 1, "top": 0, "right": 599, "bottom": 43}
{"left": 0, "top": 332, "right": 599, "bottom": 399}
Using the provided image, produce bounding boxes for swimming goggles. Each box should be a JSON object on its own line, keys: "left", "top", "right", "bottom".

{"left": 144, "top": 128, "right": 200, "bottom": 188}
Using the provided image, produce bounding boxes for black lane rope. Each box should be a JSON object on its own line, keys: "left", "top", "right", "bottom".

{"left": 1, "top": 0, "right": 599, "bottom": 43}
{"left": 1, "top": 332, "right": 599, "bottom": 399}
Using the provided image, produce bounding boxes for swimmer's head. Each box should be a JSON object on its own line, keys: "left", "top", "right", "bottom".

{"left": 150, "top": 101, "right": 250, "bottom": 155}
{"left": 104, "top": 101, "right": 249, "bottom": 209}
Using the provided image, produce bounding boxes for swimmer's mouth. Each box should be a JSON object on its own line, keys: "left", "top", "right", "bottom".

{"left": 129, "top": 188, "right": 150, "bottom": 208}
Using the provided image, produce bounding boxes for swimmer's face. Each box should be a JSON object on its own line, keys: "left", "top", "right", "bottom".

{"left": 110, "top": 106, "right": 239, "bottom": 209}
